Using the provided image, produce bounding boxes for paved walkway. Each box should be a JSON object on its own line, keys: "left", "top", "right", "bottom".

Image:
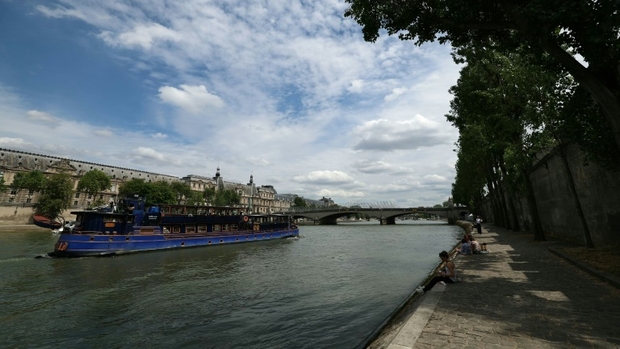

{"left": 369, "top": 224, "right": 620, "bottom": 349}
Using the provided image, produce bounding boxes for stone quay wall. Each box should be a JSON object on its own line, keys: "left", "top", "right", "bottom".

{"left": 482, "top": 143, "right": 620, "bottom": 247}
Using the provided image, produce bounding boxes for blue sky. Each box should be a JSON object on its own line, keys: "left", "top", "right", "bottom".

{"left": 0, "top": 0, "right": 462, "bottom": 207}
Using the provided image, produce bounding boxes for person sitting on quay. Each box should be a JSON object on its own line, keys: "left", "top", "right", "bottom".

{"left": 415, "top": 251, "right": 459, "bottom": 294}
{"left": 457, "top": 237, "right": 472, "bottom": 255}
{"left": 470, "top": 236, "right": 482, "bottom": 254}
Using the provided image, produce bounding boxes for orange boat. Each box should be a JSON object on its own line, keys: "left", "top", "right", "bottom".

{"left": 32, "top": 215, "right": 62, "bottom": 230}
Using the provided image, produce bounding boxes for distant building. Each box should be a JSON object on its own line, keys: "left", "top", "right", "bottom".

{"left": 0, "top": 148, "right": 177, "bottom": 207}
{"left": 0, "top": 148, "right": 291, "bottom": 213}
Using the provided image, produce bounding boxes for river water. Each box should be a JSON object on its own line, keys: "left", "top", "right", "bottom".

{"left": 0, "top": 220, "right": 462, "bottom": 349}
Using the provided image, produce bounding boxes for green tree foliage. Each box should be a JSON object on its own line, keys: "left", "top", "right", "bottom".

{"left": 293, "top": 196, "right": 307, "bottom": 208}
{"left": 118, "top": 179, "right": 176, "bottom": 206}
{"left": 446, "top": 47, "right": 563, "bottom": 238}
{"left": 344, "top": 0, "right": 620, "bottom": 152}
{"left": 213, "top": 189, "right": 240, "bottom": 207}
{"left": 11, "top": 171, "right": 46, "bottom": 195}
{"left": 118, "top": 178, "right": 151, "bottom": 199}
{"left": 77, "top": 170, "right": 111, "bottom": 207}
{"left": 203, "top": 187, "right": 216, "bottom": 205}
{"left": 35, "top": 173, "right": 72, "bottom": 219}
{"left": 170, "top": 182, "right": 193, "bottom": 203}
{"left": 185, "top": 191, "right": 205, "bottom": 206}
{"left": 0, "top": 176, "right": 7, "bottom": 194}
{"left": 148, "top": 181, "right": 177, "bottom": 205}
{"left": 119, "top": 180, "right": 207, "bottom": 206}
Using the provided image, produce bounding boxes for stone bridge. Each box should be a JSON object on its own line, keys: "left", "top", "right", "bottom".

{"left": 288, "top": 207, "right": 470, "bottom": 225}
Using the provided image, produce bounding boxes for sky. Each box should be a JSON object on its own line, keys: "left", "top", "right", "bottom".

{"left": 0, "top": 0, "right": 463, "bottom": 207}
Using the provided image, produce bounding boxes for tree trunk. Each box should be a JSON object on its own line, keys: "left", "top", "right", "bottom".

{"left": 557, "top": 144, "right": 595, "bottom": 248}
{"left": 495, "top": 176, "right": 513, "bottom": 230}
{"left": 522, "top": 168, "right": 546, "bottom": 241}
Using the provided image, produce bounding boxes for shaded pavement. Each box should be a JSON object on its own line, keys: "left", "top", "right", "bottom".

{"left": 369, "top": 224, "right": 620, "bottom": 349}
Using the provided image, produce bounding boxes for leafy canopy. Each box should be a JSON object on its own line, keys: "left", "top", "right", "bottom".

{"left": 35, "top": 173, "right": 73, "bottom": 219}
{"left": 11, "top": 171, "right": 46, "bottom": 193}
{"left": 77, "top": 170, "right": 111, "bottom": 197}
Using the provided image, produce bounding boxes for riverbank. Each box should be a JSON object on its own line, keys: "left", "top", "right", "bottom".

{"left": 366, "top": 223, "right": 620, "bottom": 348}
{"left": 0, "top": 223, "right": 49, "bottom": 231}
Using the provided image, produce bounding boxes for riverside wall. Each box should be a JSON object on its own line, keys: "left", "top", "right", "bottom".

{"left": 482, "top": 143, "right": 620, "bottom": 247}
{"left": 0, "top": 205, "right": 75, "bottom": 225}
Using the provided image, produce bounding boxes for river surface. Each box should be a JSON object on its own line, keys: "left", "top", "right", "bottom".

{"left": 0, "top": 220, "right": 462, "bottom": 349}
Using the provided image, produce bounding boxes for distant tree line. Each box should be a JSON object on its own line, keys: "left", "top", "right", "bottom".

{"left": 7, "top": 169, "right": 242, "bottom": 220}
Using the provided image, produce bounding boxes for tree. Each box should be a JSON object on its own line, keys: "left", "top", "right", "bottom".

{"left": 0, "top": 176, "right": 7, "bottom": 194}
{"left": 118, "top": 178, "right": 151, "bottom": 199}
{"left": 11, "top": 171, "right": 46, "bottom": 196}
{"left": 203, "top": 187, "right": 216, "bottom": 205}
{"left": 118, "top": 179, "right": 176, "bottom": 206}
{"left": 213, "top": 189, "right": 240, "bottom": 207}
{"left": 446, "top": 48, "right": 559, "bottom": 239}
{"left": 35, "top": 173, "right": 72, "bottom": 219}
{"left": 185, "top": 191, "right": 205, "bottom": 206}
{"left": 170, "top": 182, "right": 193, "bottom": 204}
{"left": 344, "top": 0, "right": 620, "bottom": 152}
{"left": 293, "top": 196, "right": 307, "bottom": 208}
{"left": 148, "top": 181, "right": 177, "bottom": 205}
{"left": 76, "top": 170, "right": 111, "bottom": 207}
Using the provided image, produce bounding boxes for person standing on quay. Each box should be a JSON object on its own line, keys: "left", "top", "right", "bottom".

{"left": 475, "top": 215, "right": 483, "bottom": 235}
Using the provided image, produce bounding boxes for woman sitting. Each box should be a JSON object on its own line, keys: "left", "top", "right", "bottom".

{"left": 457, "top": 238, "right": 472, "bottom": 255}
{"left": 415, "top": 251, "right": 458, "bottom": 294}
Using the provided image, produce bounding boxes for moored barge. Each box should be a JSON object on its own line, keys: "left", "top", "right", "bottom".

{"left": 52, "top": 197, "right": 299, "bottom": 257}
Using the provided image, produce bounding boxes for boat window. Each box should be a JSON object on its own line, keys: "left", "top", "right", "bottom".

{"left": 172, "top": 226, "right": 181, "bottom": 233}
{"left": 163, "top": 226, "right": 171, "bottom": 234}
{"left": 197, "top": 225, "right": 207, "bottom": 233}
{"left": 230, "top": 224, "right": 238, "bottom": 231}
{"left": 223, "top": 224, "right": 229, "bottom": 231}
{"left": 213, "top": 224, "right": 221, "bottom": 231}
{"left": 186, "top": 226, "right": 195, "bottom": 233}
{"left": 103, "top": 216, "right": 117, "bottom": 223}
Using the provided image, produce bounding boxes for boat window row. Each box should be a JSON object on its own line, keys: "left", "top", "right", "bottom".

{"left": 162, "top": 223, "right": 240, "bottom": 234}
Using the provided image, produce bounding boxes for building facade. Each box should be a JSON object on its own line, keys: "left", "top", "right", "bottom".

{"left": 0, "top": 148, "right": 291, "bottom": 215}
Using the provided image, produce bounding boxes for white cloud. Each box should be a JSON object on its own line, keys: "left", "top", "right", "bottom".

{"left": 293, "top": 170, "right": 355, "bottom": 185}
{"left": 348, "top": 79, "right": 364, "bottom": 93}
{"left": 352, "top": 116, "right": 450, "bottom": 151}
{"left": 99, "top": 23, "right": 181, "bottom": 49}
{"left": 353, "top": 160, "right": 414, "bottom": 175}
{"left": 27, "top": 110, "right": 61, "bottom": 127}
{"left": 423, "top": 174, "right": 449, "bottom": 183}
{"left": 0, "top": 137, "right": 33, "bottom": 148}
{"left": 132, "top": 147, "right": 164, "bottom": 160}
{"left": 94, "top": 129, "right": 113, "bottom": 137}
{"left": 158, "top": 84, "right": 225, "bottom": 114}
{"left": 384, "top": 87, "right": 408, "bottom": 102}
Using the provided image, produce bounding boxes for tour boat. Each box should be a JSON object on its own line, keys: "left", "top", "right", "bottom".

{"left": 51, "top": 197, "right": 299, "bottom": 257}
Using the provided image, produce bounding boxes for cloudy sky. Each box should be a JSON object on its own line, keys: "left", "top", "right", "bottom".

{"left": 0, "top": 0, "right": 462, "bottom": 207}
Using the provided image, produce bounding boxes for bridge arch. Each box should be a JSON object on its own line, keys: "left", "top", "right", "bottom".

{"left": 290, "top": 207, "right": 469, "bottom": 225}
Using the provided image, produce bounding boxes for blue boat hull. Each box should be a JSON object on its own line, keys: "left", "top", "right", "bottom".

{"left": 53, "top": 228, "right": 300, "bottom": 257}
